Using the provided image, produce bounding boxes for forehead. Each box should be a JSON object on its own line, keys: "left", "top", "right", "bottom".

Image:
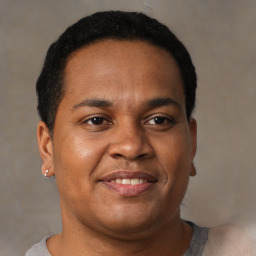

{"left": 63, "top": 39, "right": 184, "bottom": 107}
{"left": 66, "top": 39, "right": 180, "bottom": 78}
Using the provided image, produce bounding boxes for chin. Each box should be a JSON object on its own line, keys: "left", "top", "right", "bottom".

{"left": 93, "top": 205, "right": 166, "bottom": 239}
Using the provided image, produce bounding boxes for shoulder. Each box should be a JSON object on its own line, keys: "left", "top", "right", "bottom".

{"left": 203, "top": 224, "right": 256, "bottom": 256}
{"left": 25, "top": 237, "right": 51, "bottom": 256}
{"left": 184, "top": 222, "right": 209, "bottom": 256}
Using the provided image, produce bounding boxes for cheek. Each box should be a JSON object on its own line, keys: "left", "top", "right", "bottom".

{"left": 156, "top": 130, "right": 191, "bottom": 173}
{"left": 52, "top": 133, "right": 107, "bottom": 193}
{"left": 54, "top": 132, "right": 103, "bottom": 168}
{"left": 154, "top": 130, "right": 191, "bottom": 202}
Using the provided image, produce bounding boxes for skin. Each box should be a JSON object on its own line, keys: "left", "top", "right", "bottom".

{"left": 37, "top": 39, "right": 197, "bottom": 256}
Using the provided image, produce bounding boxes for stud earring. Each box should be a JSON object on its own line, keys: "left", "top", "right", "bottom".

{"left": 44, "top": 170, "right": 49, "bottom": 177}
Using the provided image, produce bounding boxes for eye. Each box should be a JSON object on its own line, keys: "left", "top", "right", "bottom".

{"left": 81, "top": 116, "right": 112, "bottom": 131}
{"left": 86, "top": 117, "right": 105, "bottom": 125}
{"left": 148, "top": 117, "right": 166, "bottom": 125}
{"left": 147, "top": 116, "right": 173, "bottom": 125}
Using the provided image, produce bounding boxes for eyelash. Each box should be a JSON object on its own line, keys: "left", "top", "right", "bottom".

{"left": 85, "top": 117, "right": 106, "bottom": 125}
{"left": 82, "top": 115, "right": 175, "bottom": 131}
{"left": 83, "top": 116, "right": 111, "bottom": 126}
{"left": 145, "top": 116, "right": 174, "bottom": 126}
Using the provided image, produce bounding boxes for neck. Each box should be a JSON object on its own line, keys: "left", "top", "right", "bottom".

{"left": 47, "top": 206, "right": 193, "bottom": 256}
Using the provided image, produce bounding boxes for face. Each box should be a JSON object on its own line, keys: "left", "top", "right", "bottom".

{"left": 38, "top": 40, "right": 196, "bottom": 239}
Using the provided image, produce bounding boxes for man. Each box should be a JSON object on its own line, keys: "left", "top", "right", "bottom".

{"left": 26, "top": 11, "right": 208, "bottom": 256}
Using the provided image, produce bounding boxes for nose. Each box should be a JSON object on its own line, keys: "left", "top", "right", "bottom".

{"left": 108, "top": 122, "right": 154, "bottom": 161}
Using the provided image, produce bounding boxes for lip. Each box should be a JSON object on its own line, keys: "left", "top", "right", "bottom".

{"left": 99, "top": 171, "right": 158, "bottom": 197}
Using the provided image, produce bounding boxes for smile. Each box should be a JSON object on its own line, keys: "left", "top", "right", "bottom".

{"left": 110, "top": 178, "right": 148, "bottom": 185}
{"left": 99, "top": 171, "right": 157, "bottom": 196}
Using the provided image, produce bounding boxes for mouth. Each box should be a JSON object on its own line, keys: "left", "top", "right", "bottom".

{"left": 110, "top": 178, "right": 149, "bottom": 185}
{"left": 99, "top": 171, "right": 158, "bottom": 196}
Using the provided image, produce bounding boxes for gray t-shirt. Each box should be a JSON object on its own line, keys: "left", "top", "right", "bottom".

{"left": 25, "top": 222, "right": 208, "bottom": 256}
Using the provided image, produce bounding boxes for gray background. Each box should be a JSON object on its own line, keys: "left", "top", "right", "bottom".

{"left": 0, "top": 0, "right": 255, "bottom": 255}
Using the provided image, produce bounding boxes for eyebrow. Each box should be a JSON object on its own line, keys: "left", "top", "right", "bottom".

{"left": 146, "top": 97, "right": 181, "bottom": 110}
{"left": 73, "top": 99, "right": 113, "bottom": 110}
{"left": 72, "top": 97, "right": 181, "bottom": 111}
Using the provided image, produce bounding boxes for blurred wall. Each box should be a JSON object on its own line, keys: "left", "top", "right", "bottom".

{"left": 0, "top": 0, "right": 255, "bottom": 255}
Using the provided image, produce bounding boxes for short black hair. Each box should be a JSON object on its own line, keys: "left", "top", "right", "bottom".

{"left": 36, "top": 11, "right": 197, "bottom": 132}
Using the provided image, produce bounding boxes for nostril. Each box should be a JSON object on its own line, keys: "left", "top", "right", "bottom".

{"left": 111, "top": 152, "right": 152, "bottom": 161}
{"left": 138, "top": 153, "right": 148, "bottom": 159}
{"left": 112, "top": 153, "right": 124, "bottom": 159}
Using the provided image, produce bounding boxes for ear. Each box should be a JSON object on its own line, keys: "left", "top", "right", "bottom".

{"left": 189, "top": 118, "right": 197, "bottom": 177}
{"left": 37, "top": 121, "right": 54, "bottom": 177}
{"left": 190, "top": 163, "right": 197, "bottom": 177}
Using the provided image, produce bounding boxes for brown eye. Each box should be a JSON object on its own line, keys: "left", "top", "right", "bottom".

{"left": 147, "top": 116, "right": 173, "bottom": 125}
{"left": 152, "top": 117, "right": 165, "bottom": 124}
{"left": 86, "top": 117, "right": 104, "bottom": 125}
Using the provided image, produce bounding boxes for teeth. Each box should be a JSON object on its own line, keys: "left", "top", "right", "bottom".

{"left": 131, "top": 178, "right": 140, "bottom": 185}
{"left": 116, "top": 178, "right": 122, "bottom": 184}
{"left": 111, "top": 178, "right": 147, "bottom": 185}
{"left": 122, "top": 179, "right": 130, "bottom": 185}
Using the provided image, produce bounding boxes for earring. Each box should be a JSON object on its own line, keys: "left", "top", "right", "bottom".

{"left": 44, "top": 170, "right": 49, "bottom": 177}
